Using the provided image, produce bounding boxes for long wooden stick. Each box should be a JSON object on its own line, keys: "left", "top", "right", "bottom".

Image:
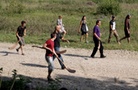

{"left": 32, "top": 45, "right": 67, "bottom": 54}
{"left": 32, "top": 45, "right": 76, "bottom": 73}
{"left": 8, "top": 41, "right": 19, "bottom": 50}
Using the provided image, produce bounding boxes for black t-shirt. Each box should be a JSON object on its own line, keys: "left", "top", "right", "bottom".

{"left": 109, "top": 20, "right": 113, "bottom": 30}
{"left": 54, "top": 32, "right": 62, "bottom": 47}
{"left": 17, "top": 26, "right": 26, "bottom": 37}
{"left": 81, "top": 20, "right": 87, "bottom": 32}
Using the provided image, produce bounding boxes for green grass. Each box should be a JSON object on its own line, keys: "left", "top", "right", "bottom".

{"left": 0, "top": 0, "right": 138, "bottom": 51}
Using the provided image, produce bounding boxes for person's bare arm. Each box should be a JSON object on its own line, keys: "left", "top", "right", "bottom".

{"left": 24, "top": 29, "right": 26, "bottom": 36}
{"left": 43, "top": 43, "right": 59, "bottom": 57}
{"left": 43, "top": 43, "right": 53, "bottom": 52}
{"left": 94, "top": 33, "right": 101, "bottom": 41}
{"left": 110, "top": 24, "right": 113, "bottom": 31}
{"left": 16, "top": 31, "right": 21, "bottom": 41}
{"left": 78, "top": 21, "right": 82, "bottom": 33}
{"left": 126, "top": 20, "right": 130, "bottom": 33}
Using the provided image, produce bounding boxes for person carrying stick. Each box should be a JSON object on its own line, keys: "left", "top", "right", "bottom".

{"left": 9, "top": 21, "right": 26, "bottom": 55}
{"left": 43, "top": 33, "right": 58, "bottom": 81}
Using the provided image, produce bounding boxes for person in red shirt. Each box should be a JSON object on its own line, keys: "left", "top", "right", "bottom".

{"left": 43, "top": 33, "right": 58, "bottom": 81}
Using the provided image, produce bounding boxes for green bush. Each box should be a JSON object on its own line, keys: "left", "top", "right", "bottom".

{"left": 117, "top": 0, "right": 138, "bottom": 3}
{"left": 5, "top": 0, "right": 25, "bottom": 14}
{"left": 97, "top": 0, "right": 121, "bottom": 15}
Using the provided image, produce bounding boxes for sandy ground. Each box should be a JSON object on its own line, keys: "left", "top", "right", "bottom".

{"left": 0, "top": 42, "right": 138, "bottom": 90}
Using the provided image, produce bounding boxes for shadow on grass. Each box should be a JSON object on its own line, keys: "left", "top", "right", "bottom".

{"left": 68, "top": 39, "right": 78, "bottom": 43}
{"left": 1, "top": 74, "right": 138, "bottom": 90}
{"left": 0, "top": 51, "right": 18, "bottom": 56}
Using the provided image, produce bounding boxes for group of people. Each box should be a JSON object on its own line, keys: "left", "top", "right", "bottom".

{"left": 9, "top": 16, "right": 68, "bottom": 81}
{"left": 10, "top": 14, "right": 131, "bottom": 81}
{"left": 108, "top": 14, "right": 131, "bottom": 44}
{"left": 78, "top": 14, "right": 131, "bottom": 58}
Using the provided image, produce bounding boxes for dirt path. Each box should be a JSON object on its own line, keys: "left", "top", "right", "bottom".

{"left": 0, "top": 42, "right": 138, "bottom": 90}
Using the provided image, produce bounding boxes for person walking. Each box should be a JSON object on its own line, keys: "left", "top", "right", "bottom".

{"left": 108, "top": 16, "right": 120, "bottom": 44}
{"left": 53, "top": 25, "right": 65, "bottom": 69}
{"left": 119, "top": 14, "right": 131, "bottom": 43}
{"left": 16, "top": 21, "right": 26, "bottom": 55}
{"left": 43, "top": 33, "right": 58, "bottom": 81}
{"left": 90, "top": 20, "right": 106, "bottom": 58}
{"left": 78, "top": 15, "right": 89, "bottom": 43}
{"left": 57, "top": 16, "right": 66, "bottom": 39}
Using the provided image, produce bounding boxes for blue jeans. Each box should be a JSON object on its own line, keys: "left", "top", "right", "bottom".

{"left": 53, "top": 47, "right": 65, "bottom": 68}
{"left": 45, "top": 56, "right": 54, "bottom": 72}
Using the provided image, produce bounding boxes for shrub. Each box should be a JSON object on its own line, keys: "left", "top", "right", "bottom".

{"left": 117, "top": 0, "right": 138, "bottom": 3}
{"left": 97, "top": 0, "right": 121, "bottom": 15}
{"left": 5, "top": 0, "right": 25, "bottom": 14}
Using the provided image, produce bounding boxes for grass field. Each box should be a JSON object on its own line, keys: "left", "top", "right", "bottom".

{"left": 0, "top": 0, "right": 138, "bottom": 51}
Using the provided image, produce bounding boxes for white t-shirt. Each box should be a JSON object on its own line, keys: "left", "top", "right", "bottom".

{"left": 57, "top": 19, "right": 62, "bottom": 26}
{"left": 57, "top": 19, "right": 65, "bottom": 33}
{"left": 112, "top": 21, "right": 116, "bottom": 30}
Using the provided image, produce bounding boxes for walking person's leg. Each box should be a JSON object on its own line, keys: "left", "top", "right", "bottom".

{"left": 91, "top": 37, "right": 99, "bottom": 58}
{"left": 80, "top": 35, "right": 84, "bottom": 42}
{"left": 16, "top": 37, "right": 25, "bottom": 55}
{"left": 85, "top": 33, "right": 88, "bottom": 43}
{"left": 46, "top": 56, "right": 54, "bottom": 81}
{"left": 108, "top": 30, "right": 113, "bottom": 43}
{"left": 114, "top": 31, "right": 120, "bottom": 44}
{"left": 99, "top": 41, "right": 106, "bottom": 58}
{"left": 127, "top": 37, "right": 130, "bottom": 43}
{"left": 119, "top": 36, "right": 126, "bottom": 42}
{"left": 120, "top": 30, "right": 128, "bottom": 42}
{"left": 54, "top": 47, "right": 65, "bottom": 69}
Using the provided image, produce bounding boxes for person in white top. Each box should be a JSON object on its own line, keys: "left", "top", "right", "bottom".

{"left": 57, "top": 16, "right": 66, "bottom": 38}
{"left": 108, "top": 16, "right": 120, "bottom": 44}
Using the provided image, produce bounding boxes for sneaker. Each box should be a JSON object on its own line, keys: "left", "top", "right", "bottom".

{"left": 47, "top": 76, "right": 54, "bottom": 82}
{"left": 90, "top": 55, "right": 95, "bottom": 58}
{"left": 90, "top": 56, "right": 95, "bottom": 58}
{"left": 16, "top": 49, "right": 19, "bottom": 52}
{"left": 22, "top": 53, "right": 25, "bottom": 55}
{"left": 100, "top": 55, "right": 106, "bottom": 58}
{"left": 61, "top": 66, "right": 66, "bottom": 70}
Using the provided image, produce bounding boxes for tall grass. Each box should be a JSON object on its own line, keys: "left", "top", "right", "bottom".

{"left": 0, "top": 0, "right": 138, "bottom": 51}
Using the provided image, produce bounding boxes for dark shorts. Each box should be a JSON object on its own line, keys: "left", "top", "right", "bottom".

{"left": 81, "top": 31, "right": 88, "bottom": 35}
{"left": 17, "top": 36, "right": 25, "bottom": 46}
{"left": 124, "top": 30, "right": 130, "bottom": 38}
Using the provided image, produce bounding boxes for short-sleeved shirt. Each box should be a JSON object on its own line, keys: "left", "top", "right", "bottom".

{"left": 54, "top": 32, "right": 62, "bottom": 47}
{"left": 93, "top": 25, "right": 100, "bottom": 37}
{"left": 110, "top": 20, "right": 116, "bottom": 30}
{"left": 45, "top": 39, "right": 54, "bottom": 56}
{"left": 57, "top": 19, "right": 62, "bottom": 26}
{"left": 17, "top": 26, "right": 26, "bottom": 37}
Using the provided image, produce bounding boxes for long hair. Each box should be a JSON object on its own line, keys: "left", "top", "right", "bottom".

{"left": 81, "top": 15, "right": 86, "bottom": 21}
{"left": 125, "top": 14, "right": 130, "bottom": 20}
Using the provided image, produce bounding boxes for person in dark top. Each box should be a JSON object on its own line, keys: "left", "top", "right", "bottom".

{"left": 78, "top": 15, "right": 89, "bottom": 43}
{"left": 108, "top": 16, "right": 120, "bottom": 44}
{"left": 53, "top": 25, "right": 65, "bottom": 69}
{"left": 91, "top": 20, "right": 106, "bottom": 58}
{"left": 16, "top": 21, "right": 26, "bottom": 55}
{"left": 119, "top": 14, "right": 131, "bottom": 43}
{"left": 43, "top": 33, "right": 57, "bottom": 81}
